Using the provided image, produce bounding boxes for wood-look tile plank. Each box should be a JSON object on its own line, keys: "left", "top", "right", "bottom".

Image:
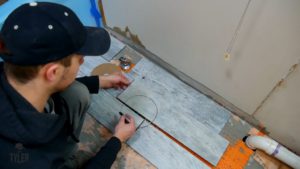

{"left": 123, "top": 58, "right": 230, "bottom": 132}
{"left": 128, "top": 124, "right": 210, "bottom": 169}
{"left": 88, "top": 90, "right": 144, "bottom": 132}
{"left": 118, "top": 58, "right": 230, "bottom": 165}
{"left": 88, "top": 91, "right": 210, "bottom": 168}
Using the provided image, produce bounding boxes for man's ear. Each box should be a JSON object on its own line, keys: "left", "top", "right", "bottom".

{"left": 43, "top": 63, "right": 62, "bottom": 82}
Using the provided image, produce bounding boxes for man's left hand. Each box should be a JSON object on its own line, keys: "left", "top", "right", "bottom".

{"left": 99, "top": 72, "right": 130, "bottom": 89}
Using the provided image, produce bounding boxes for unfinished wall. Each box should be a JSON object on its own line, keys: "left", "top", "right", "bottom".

{"left": 102, "top": 0, "right": 300, "bottom": 153}
{"left": 254, "top": 66, "right": 300, "bottom": 154}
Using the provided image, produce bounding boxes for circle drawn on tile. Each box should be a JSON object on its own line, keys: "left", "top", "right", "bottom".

{"left": 120, "top": 95, "right": 158, "bottom": 130}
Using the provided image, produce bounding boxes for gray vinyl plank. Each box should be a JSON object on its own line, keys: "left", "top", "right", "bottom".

{"left": 88, "top": 90, "right": 144, "bottom": 131}
{"left": 128, "top": 125, "right": 210, "bottom": 169}
{"left": 102, "top": 36, "right": 125, "bottom": 61}
{"left": 118, "top": 58, "right": 230, "bottom": 165}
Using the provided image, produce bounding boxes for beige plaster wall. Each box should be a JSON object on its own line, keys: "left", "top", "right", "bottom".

{"left": 102, "top": 0, "right": 300, "bottom": 153}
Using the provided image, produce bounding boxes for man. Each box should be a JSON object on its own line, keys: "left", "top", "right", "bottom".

{"left": 0, "top": 2, "right": 136, "bottom": 169}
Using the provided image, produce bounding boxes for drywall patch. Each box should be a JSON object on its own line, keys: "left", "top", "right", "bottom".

{"left": 113, "top": 26, "right": 145, "bottom": 48}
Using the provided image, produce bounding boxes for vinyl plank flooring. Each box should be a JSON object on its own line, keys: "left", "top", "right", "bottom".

{"left": 128, "top": 124, "right": 210, "bottom": 169}
{"left": 81, "top": 52, "right": 230, "bottom": 166}
{"left": 118, "top": 58, "right": 230, "bottom": 166}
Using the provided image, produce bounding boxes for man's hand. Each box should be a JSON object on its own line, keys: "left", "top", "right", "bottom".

{"left": 99, "top": 72, "right": 130, "bottom": 89}
{"left": 113, "top": 114, "right": 136, "bottom": 142}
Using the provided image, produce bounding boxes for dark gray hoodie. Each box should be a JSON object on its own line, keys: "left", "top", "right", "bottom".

{"left": 0, "top": 63, "right": 121, "bottom": 169}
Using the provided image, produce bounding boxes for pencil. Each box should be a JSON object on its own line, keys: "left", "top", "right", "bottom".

{"left": 119, "top": 112, "right": 130, "bottom": 124}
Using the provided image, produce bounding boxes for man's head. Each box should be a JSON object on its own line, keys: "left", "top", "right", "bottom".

{"left": 0, "top": 2, "right": 110, "bottom": 91}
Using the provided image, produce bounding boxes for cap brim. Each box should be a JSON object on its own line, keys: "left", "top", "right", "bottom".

{"left": 77, "top": 27, "right": 111, "bottom": 56}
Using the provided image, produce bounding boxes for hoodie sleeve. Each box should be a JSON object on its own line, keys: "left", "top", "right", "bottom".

{"left": 82, "top": 137, "right": 122, "bottom": 169}
{"left": 76, "top": 76, "right": 99, "bottom": 94}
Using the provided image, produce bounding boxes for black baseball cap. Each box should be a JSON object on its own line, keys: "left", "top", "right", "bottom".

{"left": 0, "top": 2, "right": 111, "bottom": 66}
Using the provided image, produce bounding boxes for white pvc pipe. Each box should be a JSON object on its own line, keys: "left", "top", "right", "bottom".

{"left": 245, "top": 135, "right": 300, "bottom": 169}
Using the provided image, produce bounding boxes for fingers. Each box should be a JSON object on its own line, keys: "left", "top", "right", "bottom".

{"left": 123, "top": 114, "right": 135, "bottom": 129}
{"left": 125, "top": 114, "right": 134, "bottom": 122}
{"left": 119, "top": 115, "right": 126, "bottom": 123}
{"left": 118, "top": 73, "right": 130, "bottom": 85}
{"left": 114, "top": 114, "right": 136, "bottom": 142}
{"left": 114, "top": 73, "right": 130, "bottom": 89}
{"left": 120, "top": 113, "right": 134, "bottom": 125}
{"left": 99, "top": 73, "right": 131, "bottom": 89}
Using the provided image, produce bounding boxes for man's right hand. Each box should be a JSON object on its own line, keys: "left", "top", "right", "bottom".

{"left": 113, "top": 114, "right": 136, "bottom": 142}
